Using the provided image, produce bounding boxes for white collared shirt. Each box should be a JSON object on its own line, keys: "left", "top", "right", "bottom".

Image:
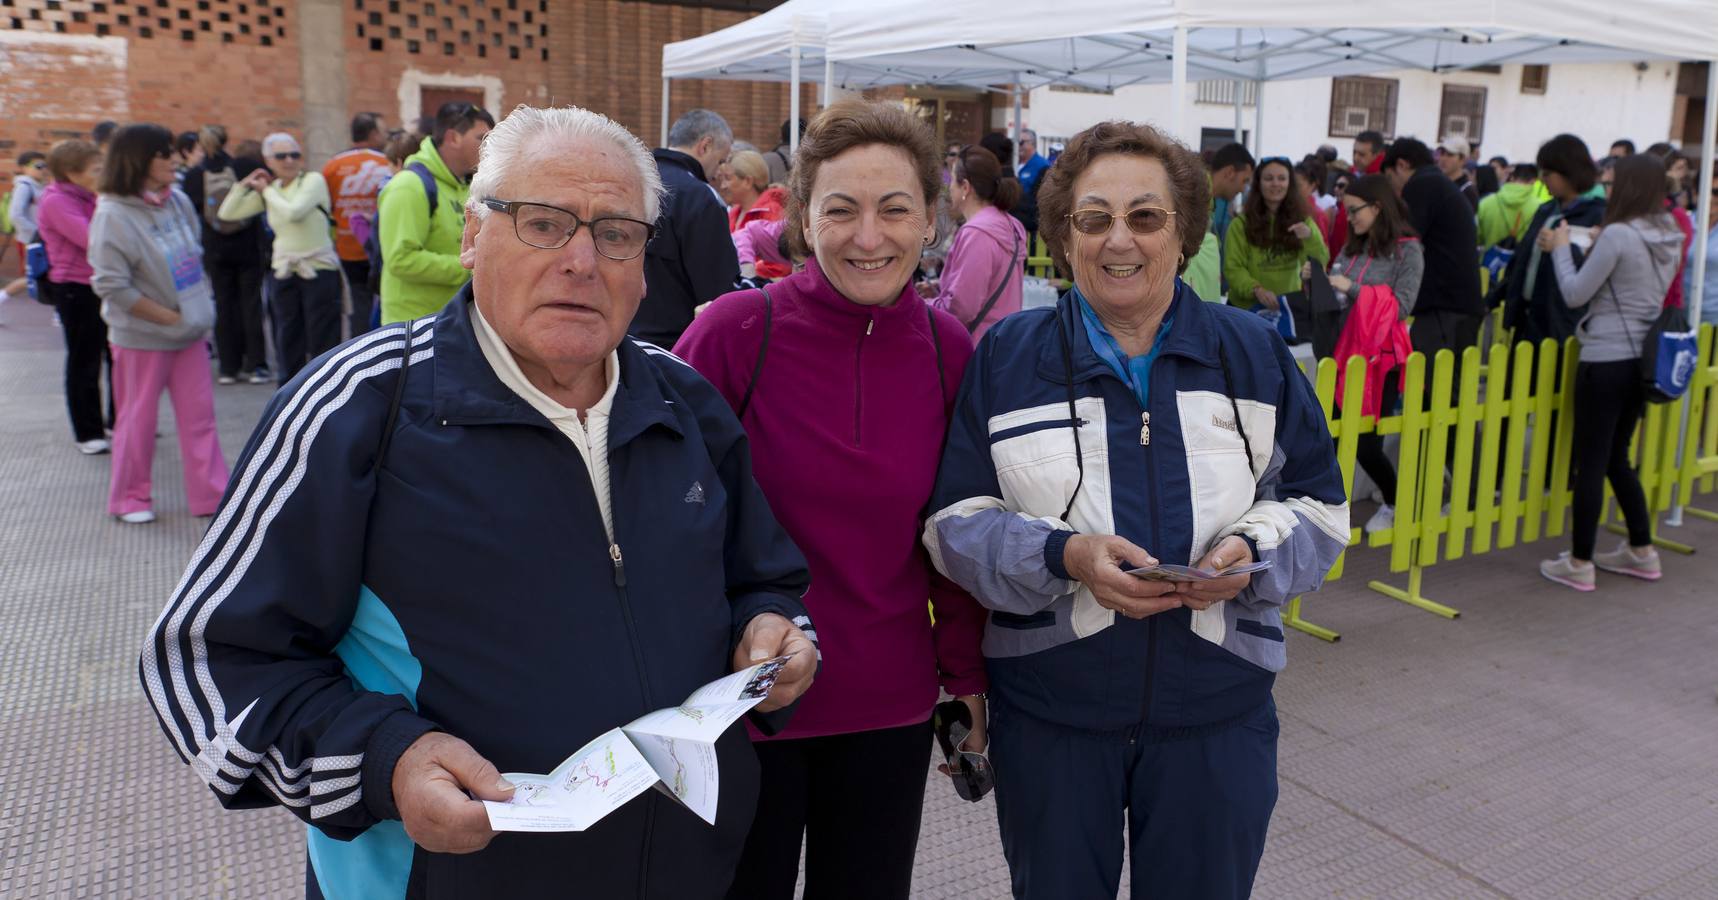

{"left": 472, "top": 302, "right": 621, "bottom": 541}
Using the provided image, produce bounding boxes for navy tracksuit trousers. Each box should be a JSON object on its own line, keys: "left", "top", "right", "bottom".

{"left": 989, "top": 696, "right": 1279, "bottom": 899}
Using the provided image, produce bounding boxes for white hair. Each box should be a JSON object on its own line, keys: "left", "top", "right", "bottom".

{"left": 261, "top": 132, "right": 301, "bottom": 155}
{"left": 467, "top": 104, "right": 665, "bottom": 224}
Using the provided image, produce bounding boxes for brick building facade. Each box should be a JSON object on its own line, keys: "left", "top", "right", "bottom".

{"left": 0, "top": 0, "right": 812, "bottom": 164}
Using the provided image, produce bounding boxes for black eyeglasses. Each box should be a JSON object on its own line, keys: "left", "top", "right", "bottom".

{"left": 1067, "top": 206, "right": 1177, "bottom": 236}
{"left": 482, "top": 198, "right": 656, "bottom": 260}
{"left": 270, "top": 152, "right": 303, "bottom": 161}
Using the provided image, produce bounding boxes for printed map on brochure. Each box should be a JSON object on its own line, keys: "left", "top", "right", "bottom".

{"left": 1125, "top": 560, "right": 1273, "bottom": 582}
{"left": 483, "top": 657, "right": 789, "bottom": 833}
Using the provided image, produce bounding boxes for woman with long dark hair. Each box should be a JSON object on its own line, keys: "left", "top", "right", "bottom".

{"left": 1538, "top": 154, "right": 1684, "bottom": 591}
{"left": 1223, "top": 156, "right": 1329, "bottom": 309}
{"left": 1308, "top": 175, "right": 1423, "bottom": 533}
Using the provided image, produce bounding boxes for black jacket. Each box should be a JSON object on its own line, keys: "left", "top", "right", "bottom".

{"left": 1401, "top": 165, "right": 1483, "bottom": 317}
{"left": 1502, "top": 195, "right": 1607, "bottom": 345}
{"left": 181, "top": 151, "right": 266, "bottom": 266}
{"left": 634, "top": 149, "right": 740, "bottom": 348}
{"left": 140, "top": 292, "right": 814, "bottom": 898}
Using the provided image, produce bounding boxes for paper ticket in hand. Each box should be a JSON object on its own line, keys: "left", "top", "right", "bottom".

{"left": 1125, "top": 560, "right": 1273, "bottom": 582}
{"left": 483, "top": 657, "right": 789, "bottom": 832}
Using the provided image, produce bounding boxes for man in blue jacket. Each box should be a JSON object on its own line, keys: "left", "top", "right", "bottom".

{"left": 141, "top": 105, "right": 817, "bottom": 899}
{"left": 633, "top": 109, "right": 741, "bottom": 349}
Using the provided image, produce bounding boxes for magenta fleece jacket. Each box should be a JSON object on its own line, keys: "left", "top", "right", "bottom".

{"left": 675, "top": 258, "right": 989, "bottom": 739}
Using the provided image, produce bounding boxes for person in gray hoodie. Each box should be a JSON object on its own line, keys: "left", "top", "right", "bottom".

{"left": 1538, "top": 153, "right": 1686, "bottom": 592}
{"left": 87, "top": 124, "right": 229, "bottom": 525}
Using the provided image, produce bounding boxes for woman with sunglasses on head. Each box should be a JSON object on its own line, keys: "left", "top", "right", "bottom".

{"left": 1304, "top": 175, "right": 1422, "bottom": 534}
{"left": 217, "top": 132, "right": 341, "bottom": 383}
{"left": 675, "top": 100, "right": 988, "bottom": 900}
{"left": 87, "top": 124, "right": 229, "bottom": 524}
{"left": 923, "top": 145, "right": 1027, "bottom": 343}
{"left": 923, "top": 121, "right": 1348, "bottom": 899}
{"left": 1224, "top": 156, "right": 1329, "bottom": 310}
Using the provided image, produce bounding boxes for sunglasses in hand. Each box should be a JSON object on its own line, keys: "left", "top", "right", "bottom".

{"left": 932, "top": 699, "right": 994, "bottom": 802}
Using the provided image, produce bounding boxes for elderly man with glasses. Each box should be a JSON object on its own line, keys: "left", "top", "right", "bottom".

{"left": 141, "top": 105, "right": 819, "bottom": 899}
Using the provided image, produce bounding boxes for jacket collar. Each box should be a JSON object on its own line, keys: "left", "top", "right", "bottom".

{"left": 653, "top": 148, "right": 708, "bottom": 183}
{"left": 430, "top": 285, "right": 684, "bottom": 445}
{"left": 1035, "top": 278, "right": 1218, "bottom": 384}
{"left": 788, "top": 257, "right": 927, "bottom": 334}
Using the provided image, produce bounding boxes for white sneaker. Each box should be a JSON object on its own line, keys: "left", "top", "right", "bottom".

{"left": 77, "top": 438, "right": 111, "bottom": 455}
{"left": 217, "top": 374, "right": 238, "bottom": 385}
{"left": 1363, "top": 505, "right": 1395, "bottom": 533}
{"left": 116, "top": 510, "right": 156, "bottom": 524}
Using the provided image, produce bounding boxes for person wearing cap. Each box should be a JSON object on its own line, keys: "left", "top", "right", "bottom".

{"left": 1437, "top": 137, "right": 1479, "bottom": 213}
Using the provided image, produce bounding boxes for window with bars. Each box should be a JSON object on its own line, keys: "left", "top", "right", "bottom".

{"left": 1195, "top": 81, "right": 1257, "bottom": 107}
{"left": 1521, "top": 65, "right": 1549, "bottom": 95}
{"left": 1439, "top": 84, "right": 1487, "bottom": 145}
{"left": 1328, "top": 76, "right": 1398, "bottom": 138}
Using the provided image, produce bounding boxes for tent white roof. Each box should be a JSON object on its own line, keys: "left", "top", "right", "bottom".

{"left": 660, "top": 0, "right": 840, "bottom": 81}
{"left": 821, "top": 0, "right": 1718, "bottom": 92}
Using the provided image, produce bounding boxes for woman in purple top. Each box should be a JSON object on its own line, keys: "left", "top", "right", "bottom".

{"left": 35, "top": 139, "right": 112, "bottom": 454}
{"left": 925, "top": 145, "right": 1027, "bottom": 343}
{"left": 676, "top": 100, "right": 988, "bottom": 900}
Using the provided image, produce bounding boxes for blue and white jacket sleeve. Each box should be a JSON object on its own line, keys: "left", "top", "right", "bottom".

{"left": 138, "top": 330, "right": 435, "bottom": 841}
{"left": 1220, "top": 338, "right": 1350, "bottom": 610}
{"left": 921, "top": 339, "right": 1076, "bottom": 614}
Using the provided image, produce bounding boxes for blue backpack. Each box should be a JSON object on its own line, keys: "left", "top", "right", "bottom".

{"left": 362, "top": 161, "right": 438, "bottom": 298}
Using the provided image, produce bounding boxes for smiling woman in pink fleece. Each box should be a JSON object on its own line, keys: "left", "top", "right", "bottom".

{"left": 675, "top": 100, "right": 987, "bottom": 900}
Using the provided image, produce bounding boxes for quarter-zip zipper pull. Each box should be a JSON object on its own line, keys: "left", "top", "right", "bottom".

{"left": 1140, "top": 411, "right": 1151, "bottom": 446}
{"left": 609, "top": 543, "right": 626, "bottom": 587}
{"left": 865, "top": 319, "right": 874, "bottom": 336}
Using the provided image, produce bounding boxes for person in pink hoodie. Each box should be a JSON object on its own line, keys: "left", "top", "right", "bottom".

{"left": 675, "top": 100, "right": 987, "bottom": 900}
{"left": 925, "top": 146, "right": 1027, "bottom": 343}
{"left": 35, "top": 139, "right": 113, "bottom": 454}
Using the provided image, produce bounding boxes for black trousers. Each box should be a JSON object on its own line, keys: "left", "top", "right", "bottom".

{"left": 269, "top": 269, "right": 344, "bottom": 384}
{"left": 1570, "top": 360, "right": 1653, "bottom": 559}
{"left": 1349, "top": 370, "right": 1401, "bottom": 504}
{"left": 727, "top": 720, "right": 933, "bottom": 900}
{"left": 340, "top": 257, "right": 373, "bottom": 338}
{"left": 207, "top": 255, "right": 266, "bottom": 376}
{"left": 52, "top": 281, "right": 112, "bottom": 442}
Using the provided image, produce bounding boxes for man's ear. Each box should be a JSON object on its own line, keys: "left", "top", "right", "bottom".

{"left": 459, "top": 209, "right": 480, "bottom": 269}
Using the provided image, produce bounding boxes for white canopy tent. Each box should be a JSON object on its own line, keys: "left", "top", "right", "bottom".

{"left": 665, "top": 0, "right": 1718, "bottom": 515}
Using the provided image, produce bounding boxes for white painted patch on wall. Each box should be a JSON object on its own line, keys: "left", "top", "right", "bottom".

{"left": 0, "top": 32, "right": 129, "bottom": 123}
{"left": 396, "top": 70, "right": 505, "bottom": 127}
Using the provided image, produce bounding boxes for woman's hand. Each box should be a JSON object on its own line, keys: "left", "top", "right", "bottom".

{"left": 131, "top": 297, "right": 183, "bottom": 327}
{"left": 1062, "top": 534, "right": 1182, "bottom": 620}
{"left": 1539, "top": 221, "right": 1568, "bottom": 252}
{"left": 1174, "top": 535, "right": 1256, "bottom": 609}
{"left": 1253, "top": 285, "right": 1279, "bottom": 310}
{"left": 1287, "top": 221, "right": 1312, "bottom": 241}
{"left": 1299, "top": 261, "right": 1312, "bottom": 280}
{"left": 916, "top": 279, "right": 939, "bottom": 299}
{"left": 1328, "top": 274, "right": 1353, "bottom": 294}
{"left": 242, "top": 169, "right": 273, "bottom": 192}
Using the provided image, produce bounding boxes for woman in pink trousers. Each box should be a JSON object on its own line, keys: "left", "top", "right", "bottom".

{"left": 87, "top": 124, "right": 229, "bottom": 524}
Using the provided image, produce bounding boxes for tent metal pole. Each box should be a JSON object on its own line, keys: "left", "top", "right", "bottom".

{"left": 660, "top": 77, "right": 670, "bottom": 147}
{"left": 1012, "top": 74, "right": 1023, "bottom": 157}
{"left": 1252, "top": 53, "right": 1265, "bottom": 155}
{"left": 790, "top": 42, "right": 802, "bottom": 156}
{"left": 1668, "top": 59, "right": 1718, "bottom": 526}
{"left": 1171, "top": 26, "right": 1188, "bottom": 143}
{"left": 823, "top": 57, "right": 834, "bottom": 108}
{"left": 1233, "top": 29, "right": 1244, "bottom": 143}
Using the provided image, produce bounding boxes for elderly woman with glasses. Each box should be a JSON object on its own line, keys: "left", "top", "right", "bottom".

{"left": 217, "top": 131, "right": 341, "bottom": 383}
{"left": 923, "top": 121, "right": 1349, "bottom": 899}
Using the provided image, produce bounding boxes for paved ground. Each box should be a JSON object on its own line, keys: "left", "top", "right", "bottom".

{"left": 3, "top": 296, "right": 1717, "bottom": 899}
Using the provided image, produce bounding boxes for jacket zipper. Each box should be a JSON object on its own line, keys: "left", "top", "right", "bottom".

{"left": 599, "top": 484, "right": 657, "bottom": 900}
{"left": 1138, "top": 364, "right": 1161, "bottom": 727}
{"left": 853, "top": 318, "right": 872, "bottom": 444}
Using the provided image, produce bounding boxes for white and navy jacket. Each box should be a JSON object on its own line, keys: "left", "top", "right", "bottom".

{"left": 924, "top": 282, "right": 1348, "bottom": 732}
{"left": 140, "top": 289, "right": 813, "bottom": 899}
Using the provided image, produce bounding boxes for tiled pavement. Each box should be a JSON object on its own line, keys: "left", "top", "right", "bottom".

{"left": 2, "top": 297, "right": 1715, "bottom": 899}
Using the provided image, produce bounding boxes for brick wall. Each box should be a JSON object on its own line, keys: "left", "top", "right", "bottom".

{"left": 0, "top": 0, "right": 814, "bottom": 162}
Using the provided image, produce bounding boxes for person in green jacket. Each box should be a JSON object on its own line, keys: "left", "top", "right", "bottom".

{"left": 1477, "top": 163, "right": 1540, "bottom": 250}
{"left": 1184, "top": 230, "right": 1222, "bottom": 301}
{"left": 1223, "top": 156, "right": 1328, "bottom": 309}
{"left": 377, "top": 102, "right": 493, "bottom": 324}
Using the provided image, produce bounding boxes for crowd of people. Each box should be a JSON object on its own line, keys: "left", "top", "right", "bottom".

{"left": 0, "top": 90, "right": 1708, "bottom": 899}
